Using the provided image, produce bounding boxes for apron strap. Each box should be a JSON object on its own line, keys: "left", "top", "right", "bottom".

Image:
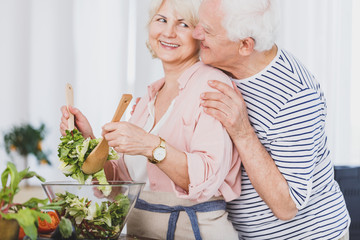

{"left": 135, "top": 198, "right": 226, "bottom": 240}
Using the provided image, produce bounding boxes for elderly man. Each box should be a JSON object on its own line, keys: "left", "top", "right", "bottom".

{"left": 194, "top": 0, "right": 350, "bottom": 239}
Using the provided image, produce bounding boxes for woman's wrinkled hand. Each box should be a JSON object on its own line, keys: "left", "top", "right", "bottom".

{"left": 200, "top": 80, "right": 253, "bottom": 141}
{"left": 60, "top": 105, "right": 95, "bottom": 139}
{"left": 102, "top": 121, "right": 158, "bottom": 158}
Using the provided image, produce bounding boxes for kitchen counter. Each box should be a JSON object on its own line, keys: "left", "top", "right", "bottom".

{"left": 37, "top": 234, "right": 152, "bottom": 239}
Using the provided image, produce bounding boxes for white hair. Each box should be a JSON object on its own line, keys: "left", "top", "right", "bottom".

{"left": 220, "top": 0, "right": 280, "bottom": 52}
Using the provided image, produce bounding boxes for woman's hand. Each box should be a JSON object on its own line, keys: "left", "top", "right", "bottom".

{"left": 60, "top": 105, "right": 95, "bottom": 139}
{"left": 200, "top": 80, "right": 253, "bottom": 141}
{"left": 102, "top": 121, "right": 158, "bottom": 157}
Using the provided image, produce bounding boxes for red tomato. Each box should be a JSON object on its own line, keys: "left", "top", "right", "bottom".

{"left": 37, "top": 211, "right": 60, "bottom": 234}
{"left": 18, "top": 227, "right": 25, "bottom": 240}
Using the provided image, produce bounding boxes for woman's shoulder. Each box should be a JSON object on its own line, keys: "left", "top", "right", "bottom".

{"left": 187, "top": 62, "right": 232, "bottom": 93}
{"left": 195, "top": 62, "right": 231, "bottom": 83}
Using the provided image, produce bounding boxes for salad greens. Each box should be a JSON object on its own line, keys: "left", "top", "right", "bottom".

{"left": 58, "top": 129, "right": 118, "bottom": 195}
{"left": 53, "top": 191, "right": 130, "bottom": 239}
{"left": 0, "top": 162, "right": 62, "bottom": 240}
{"left": 56, "top": 129, "right": 131, "bottom": 239}
{"left": 52, "top": 217, "right": 76, "bottom": 239}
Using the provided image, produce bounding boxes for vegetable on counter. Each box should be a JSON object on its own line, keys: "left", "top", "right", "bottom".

{"left": 37, "top": 211, "right": 60, "bottom": 233}
{"left": 57, "top": 129, "right": 119, "bottom": 196}
{"left": 0, "top": 162, "right": 62, "bottom": 240}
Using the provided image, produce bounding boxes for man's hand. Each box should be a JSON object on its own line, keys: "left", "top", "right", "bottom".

{"left": 201, "top": 80, "right": 298, "bottom": 220}
{"left": 200, "top": 80, "right": 253, "bottom": 141}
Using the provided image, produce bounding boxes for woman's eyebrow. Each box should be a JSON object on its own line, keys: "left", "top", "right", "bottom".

{"left": 155, "top": 14, "right": 167, "bottom": 18}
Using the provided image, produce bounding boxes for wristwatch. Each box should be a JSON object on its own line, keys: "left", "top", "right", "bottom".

{"left": 148, "top": 137, "right": 166, "bottom": 164}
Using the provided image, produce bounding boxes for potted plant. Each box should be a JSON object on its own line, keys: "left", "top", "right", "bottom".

{"left": 3, "top": 123, "right": 51, "bottom": 168}
{"left": 0, "top": 162, "right": 60, "bottom": 240}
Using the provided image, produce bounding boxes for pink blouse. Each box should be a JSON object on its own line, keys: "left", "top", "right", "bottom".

{"left": 104, "top": 62, "right": 241, "bottom": 202}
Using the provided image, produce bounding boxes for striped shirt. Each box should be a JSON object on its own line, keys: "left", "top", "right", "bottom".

{"left": 227, "top": 48, "right": 350, "bottom": 240}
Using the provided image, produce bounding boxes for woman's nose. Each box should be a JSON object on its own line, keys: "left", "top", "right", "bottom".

{"left": 163, "top": 24, "right": 176, "bottom": 38}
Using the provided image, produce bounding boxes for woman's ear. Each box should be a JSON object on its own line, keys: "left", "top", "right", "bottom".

{"left": 238, "top": 37, "right": 255, "bottom": 56}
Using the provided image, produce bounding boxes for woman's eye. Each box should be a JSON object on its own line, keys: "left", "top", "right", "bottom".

{"left": 157, "top": 18, "right": 166, "bottom": 23}
{"left": 179, "top": 22, "right": 189, "bottom": 28}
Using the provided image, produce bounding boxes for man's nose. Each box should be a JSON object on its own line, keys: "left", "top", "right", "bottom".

{"left": 192, "top": 24, "right": 203, "bottom": 40}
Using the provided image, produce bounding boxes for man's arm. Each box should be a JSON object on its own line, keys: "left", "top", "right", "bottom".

{"left": 200, "top": 80, "right": 298, "bottom": 220}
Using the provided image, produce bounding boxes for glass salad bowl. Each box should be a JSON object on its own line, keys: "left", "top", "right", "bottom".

{"left": 41, "top": 181, "right": 145, "bottom": 239}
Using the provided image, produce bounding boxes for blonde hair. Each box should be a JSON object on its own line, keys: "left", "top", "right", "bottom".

{"left": 146, "top": 0, "right": 201, "bottom": 58}
{"left": 148, "top": 0, "right": 201, "bottom": 28}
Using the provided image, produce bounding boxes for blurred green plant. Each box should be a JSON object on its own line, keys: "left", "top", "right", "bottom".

{"left": 0, "top": 161, "right": 62, "bottom": 240}
{"left": 3, "top": 123, "right": 51, "bottom": 165}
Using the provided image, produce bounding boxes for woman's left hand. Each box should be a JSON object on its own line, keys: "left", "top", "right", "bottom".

{"left": 102, "top": 121, "right": 158, "bottom": 157}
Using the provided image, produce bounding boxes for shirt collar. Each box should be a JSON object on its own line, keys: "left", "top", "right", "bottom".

{"left": 147, "top": 61, "right": 203, "bottom": 101}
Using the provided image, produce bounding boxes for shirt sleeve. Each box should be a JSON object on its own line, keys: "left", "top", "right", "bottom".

{"left": 172, "top": 73, "right": 237, "bottom": 202}
{"left": 268, "top": 88, "right": 327, "bottom": 210}
{"left": 103, "top": 156, "right": 132, "bottom": 182}
{"left": 174, "top": 110, "right": 234, "bottom": 202}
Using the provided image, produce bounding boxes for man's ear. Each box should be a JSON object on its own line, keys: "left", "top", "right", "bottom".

{"left": 238, "top": 37, "right": 255, "bottom": 56}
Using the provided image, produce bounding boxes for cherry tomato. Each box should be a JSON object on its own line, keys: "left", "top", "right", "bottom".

{"left": 37, "top": 211, "right": 60, "bottom": 234}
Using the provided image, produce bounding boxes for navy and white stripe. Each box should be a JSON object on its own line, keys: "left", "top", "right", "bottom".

{"left": 228, "top": 48, "right": 350, "bottom": 240}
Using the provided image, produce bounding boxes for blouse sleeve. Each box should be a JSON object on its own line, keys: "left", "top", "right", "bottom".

{"left": 104, "top": 157, "right": 132, "bottom": 182}
{"left": 172, "top": 75, "right": 238, "bottom": 202}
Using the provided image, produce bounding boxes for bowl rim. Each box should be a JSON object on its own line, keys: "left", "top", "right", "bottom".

{"left": 41, "top": 180, "right": 146, "bottom": 187}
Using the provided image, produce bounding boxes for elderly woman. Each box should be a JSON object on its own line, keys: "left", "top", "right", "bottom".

{"left": 60, "top": 0, "right": 240, "bottom": 239}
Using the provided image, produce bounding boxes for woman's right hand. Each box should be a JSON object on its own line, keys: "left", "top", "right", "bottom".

{"left": 60, "top": 105, "right": 95, "bottom": 139}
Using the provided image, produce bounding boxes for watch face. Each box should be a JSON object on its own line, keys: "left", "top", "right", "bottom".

{"left": 153, "top": 147, "right": 166, "bottom": 161}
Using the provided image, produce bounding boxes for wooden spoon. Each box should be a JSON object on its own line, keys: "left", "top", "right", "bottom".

{"left": 65, "top": 83, "right": 75, "bottom": 131}
{"left": 81, "top": 94, "right": 133, "bottom": 174}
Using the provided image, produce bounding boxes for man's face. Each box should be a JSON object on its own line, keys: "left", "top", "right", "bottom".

{"left": 192, "top": 0, "right": 240, "bottom": 71}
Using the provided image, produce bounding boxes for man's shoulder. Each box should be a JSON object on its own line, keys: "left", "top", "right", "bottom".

{"left": 260, "top": 48, "right": 318, "bottom": 92}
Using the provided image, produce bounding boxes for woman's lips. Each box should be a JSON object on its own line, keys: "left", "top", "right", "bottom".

{"left": 160, "top": 41, "right": 180, "bottom": 48}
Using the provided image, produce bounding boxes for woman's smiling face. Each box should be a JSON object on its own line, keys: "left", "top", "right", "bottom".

{"left": 148, "top": 0, "right": 199, "bottom": 65}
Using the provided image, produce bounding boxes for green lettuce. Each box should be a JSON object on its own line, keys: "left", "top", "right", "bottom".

{"left": 57, "top": 129, "right": 119, "bottom": 194}
{"left": 53, "top": 191, "right": 130, "bottom": 239}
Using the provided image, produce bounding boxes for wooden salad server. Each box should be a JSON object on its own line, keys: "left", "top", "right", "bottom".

{"left": 81, "top": 94, "right": 133, "bottom": 174}
{"left": 65, "top": 83, "right": 75, "bottom": 131}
